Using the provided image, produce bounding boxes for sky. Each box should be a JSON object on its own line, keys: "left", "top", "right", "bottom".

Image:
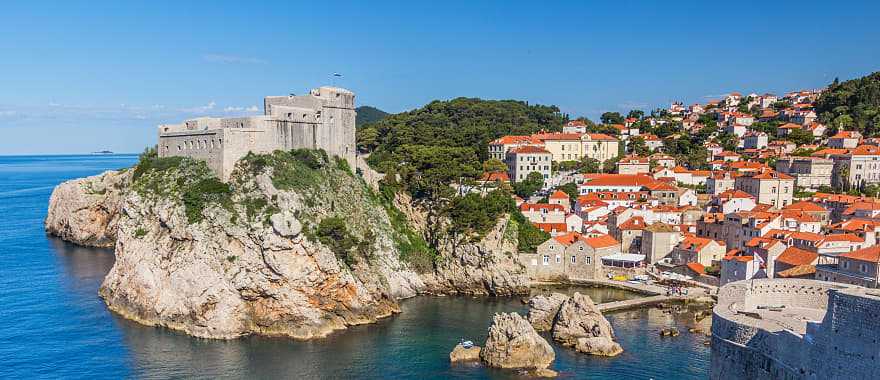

{"left": 1, "top": 1, "right": 879, "bottom": 154}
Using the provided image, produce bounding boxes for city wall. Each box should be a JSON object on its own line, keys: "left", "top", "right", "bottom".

{"left": 710, "top": 278, "right": 880, "bottom": 379}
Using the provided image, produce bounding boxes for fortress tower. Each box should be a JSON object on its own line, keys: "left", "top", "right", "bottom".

{"left": 157, "top": 86, "right": 357, "bottom": 181}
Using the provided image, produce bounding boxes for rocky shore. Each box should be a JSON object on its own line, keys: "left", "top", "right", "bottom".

{"left": 45, "top": 150, "right": 530, "bottom": 340}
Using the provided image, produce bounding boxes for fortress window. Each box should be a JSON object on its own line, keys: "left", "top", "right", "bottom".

{"left": 177, "top": 145, "right": 181, "bottom": 151}
{"left": 287, "top": 113, "right": 292, "bottom": 118}
{"left": 218, "top": 138, "right": 222, "bottom": 146}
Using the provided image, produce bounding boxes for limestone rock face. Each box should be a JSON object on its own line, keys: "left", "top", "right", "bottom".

{"left": 96, "top": 153, "right": 426, "bottom": 339}
{"left": 527, "top": 293, "right": 570, "bottom": 331}
{"left": 449, "top": 344, "right": 482, "bottom": 362}
{"left": 427, "top": 216, "right": 529, "bottom": 296}
{"left": 481, "top": 312, "right": 555, "bottom": 370}
{"left": 551, "top": 292, "right": 623, "bottom": 356}
{"left": 45, "top": 169, "right": 130, "bottom": 248}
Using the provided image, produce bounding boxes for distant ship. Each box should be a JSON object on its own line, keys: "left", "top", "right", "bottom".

{"left": 91, "top": 150, "right": 114, "bottom": 155}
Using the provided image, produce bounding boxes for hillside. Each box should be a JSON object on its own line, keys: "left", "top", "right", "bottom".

{"left": 816, "top": 71, "right": 880, "bottom": 136}
{"left": 358, "top": 97, "right": 565, "bottom": 171}
{"left": 356, "top": 106, "right": 389, "bottom": 127}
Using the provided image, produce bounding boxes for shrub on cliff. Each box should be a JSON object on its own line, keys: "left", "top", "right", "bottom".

{"left": 315, "top": 217, "right": 360, "bottom": 266}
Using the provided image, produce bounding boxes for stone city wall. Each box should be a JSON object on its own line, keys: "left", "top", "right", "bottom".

{"left": 711, "top": 279, "right": 880, "bottom": 380}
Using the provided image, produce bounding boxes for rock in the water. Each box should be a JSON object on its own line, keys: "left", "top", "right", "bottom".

{"left": 660, "top": 328, "right": 680, "bottom": 337}
{"left": 481, "top": 312, "right": 555, "bottom": 369}
{"left": 527, "top": 293, "right": 569, "bottom": 331}
{"left": 449, "top": 344, "right": 482, "bottom": 362}
{"left": 551, "top": 292, "right": 623, "bottom": 356}
{"left": 532, "top": 368, "right": 558, "bottom": 378}
{"left": 45, "top": 169, "right": 130, "bottom": 247}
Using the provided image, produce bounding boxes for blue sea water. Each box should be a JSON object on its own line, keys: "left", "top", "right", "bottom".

{"left": 0, "top": 155, "right": 710, "bottom": 379}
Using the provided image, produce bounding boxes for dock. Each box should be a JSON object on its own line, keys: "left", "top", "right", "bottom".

{"left": 598, "top": 295, "right": 686, "bottom": 312}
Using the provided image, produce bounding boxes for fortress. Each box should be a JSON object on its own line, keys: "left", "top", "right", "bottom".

{"left": 157, "top": 86, "right": 357, "bottom": 180}
{"left": 711, "top": 278, "right": 880, "bottom": 379}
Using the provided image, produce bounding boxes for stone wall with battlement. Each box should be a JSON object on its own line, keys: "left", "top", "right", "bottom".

{"left": 711, "top": 278, "right": 880, "bottom": 379}
{"left": 157, "top": 86, "right": 356, "bottom": 181}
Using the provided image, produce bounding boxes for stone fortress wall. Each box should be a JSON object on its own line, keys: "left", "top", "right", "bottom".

{"left": 157, "top": 86, "right": 356, "bottom": 181}
{"left": 711, "top": 278, "right": 880, "bottom": 379}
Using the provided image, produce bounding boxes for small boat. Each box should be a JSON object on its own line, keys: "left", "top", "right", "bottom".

{"left": 91, "top": 150, "right": 114, "bottom": 155}
{"left": 460, "top": 339, "right": 474, "bottom": 349}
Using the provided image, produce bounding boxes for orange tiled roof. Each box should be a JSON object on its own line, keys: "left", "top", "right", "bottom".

{"left": 583, "top": 174, "right": 658, "bottom": 187}
{"left": 509, "top": 145, "right": 550, "bottom": 154}
{"left": 549, "top": 190, "right": 569, "bottom": 200}
{"left": 618, "top": 216, "right": 647, "bottom": 230}
{"left": 841, "top": 246, "right": 880, "bottom": 263}
{"left": 851, "top": 145, "right": 880, "bottom": 156}
{"left": 686, "top": 262, "right": 706, "bottom": 275}
{"left": 584, "top": 234, "right": 620, "bottom": 249}
{"left": 776, "top": 247, "right": 819, "bottom": 267}
{"left": 782, "top": 201, "right": 826, "bottom": 212}
{"left": 480, "top": 171, "right": 510, "bottom": 182}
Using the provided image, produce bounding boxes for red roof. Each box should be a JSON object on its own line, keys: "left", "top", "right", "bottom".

{"left": 618, "top": 216, "right": 647, "bottom": 230}
{"left": 776, "top": 247, "right": 819, "bottom": 267}
{"left": 583, "top": 174, "right": 658, "bottom": 187}
{"left": 782, "top": 201, "right": 826, "bottom": 212}
{"left": 678, "top": 236, "right": 721, "bottom": 252}
{"left": 549, "top": 190, "right": 569, "bottom": 200}
{"left": 534, "top": 222, "right": 568, "bottom": 234}
{"left": 851, "top": 145, "right": 880, "bottom": 156}
{"left": 480, "top": 171, "right": 510, "bottom": 182}
{"left": 686, "top": 262, "right": 706, "bottom": 275}
{"left": 509, "top": 145, "right": 550, "bottom": 154}
{"left": 831, "top": 131, "right": 859, "bottom": 139}
{"left": 584, "top": 234, "right": 620, "bottom": 249}
{"left": 491, "top": 135, "right": 539, "bottom": 145}
{"left": 841, "top": 246, "right": 880, "bottom": 263}
{"left": 521, "top": 203, "right": 565, "bottom": 212}
{"left": 717, "top": 189, "right": 754, "bottom": 200}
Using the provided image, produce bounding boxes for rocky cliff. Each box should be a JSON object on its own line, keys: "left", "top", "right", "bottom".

{"left": 45, "top": 149, "right": 528, "bottom": 340}
{"left": 393, "top": 193, "right": 529, "bottom": 296}
{"left": 45, "top": 169, "right": 131, "bottom": 248}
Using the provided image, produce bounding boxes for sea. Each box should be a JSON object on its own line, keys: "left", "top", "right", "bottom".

{"left": 0, "top": 154, "right": 710, "bottom": 379}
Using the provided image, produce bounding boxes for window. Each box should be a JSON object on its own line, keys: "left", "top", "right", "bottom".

{"left": 844, "top": 261, "right": 850, "bottom": 269}
{"left": 542, "top": 255, "right": 549, "bottom": 265}
{"left": 555, "top": 255, "right": 561, "bottom": 263}
{"left": 571, "top": 256, "right": 576, "bottom": 264}
{"left": 586, "top": 256, "right": 592, "bottom": 265}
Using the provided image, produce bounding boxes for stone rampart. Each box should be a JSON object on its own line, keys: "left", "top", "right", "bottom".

{"left": 711, "top": 279, "right": 880, "bottom": 380}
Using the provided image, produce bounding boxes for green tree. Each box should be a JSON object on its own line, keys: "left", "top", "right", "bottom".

{"left": 513, "top": 172, "right": 545, "bottom": 198}
{"left": 578, "top": 157, "right": 601, "bottom": 174}
{"left": 628, "top": 136, "right": 650, "bottom": 156}
{"left": 787, "top": 128, "right": 815, "bottom": 146}
{"left": 627, "top": 110, "right": 644, "bottom": 120}
{"left": 602, "top": 156, "right": 621, "bottom": 173}
{"left": 816, "top": 71, "right": 880, "bottom": 137}
{"left": 714, "top": 132, "right": 739, "bottom": 152}
{"left": 482, "top": 158, "right": 508, "bottom": 173}
{"left": 601, "top": 112, "right": 625, "bottom": 125}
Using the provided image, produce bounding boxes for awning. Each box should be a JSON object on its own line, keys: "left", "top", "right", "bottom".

{"left": 602, "top": 254, "right": 645, "bottom": 262}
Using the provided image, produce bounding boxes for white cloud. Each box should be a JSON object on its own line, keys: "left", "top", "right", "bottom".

{"left": 203, "top": 54, "right": 267, "bottom": 65}
{"left": 246, "top": 106, "right": 258, "bottom": 112}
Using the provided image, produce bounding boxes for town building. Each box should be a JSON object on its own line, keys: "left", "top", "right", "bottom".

{"left": 832, "top": 145, "right": 880, "bottom": 190}
{"left": 828, "top": 131, "right": 862, "bottom": 149}
{"left": 616, "top": 156, "right": 650, "bottom": 175}
{"left": 734, "top": 170, "right": 794, "bottom": 209}
{"left": 816, "top": 245, "right": 880, "bottom": 288}
{"left": 506, "top": 145, "right": 552, "bottom": 182}
{"left": 774, "top": 156, "right": 833, "bottom": 190}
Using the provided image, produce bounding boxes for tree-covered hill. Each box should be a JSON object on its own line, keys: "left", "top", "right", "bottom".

{"left": 357, "top": 97, "right": 565, "bottom": 169}
{"left": 355, "top": 106, "right": 389, "bottom": 127}
{"left": 816, "top": 71, "right": 880, "bottom": 136}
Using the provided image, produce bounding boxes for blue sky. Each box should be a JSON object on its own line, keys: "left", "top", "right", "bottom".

{"left": 1, "top": 1, "right": 879, "bottom": 154}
